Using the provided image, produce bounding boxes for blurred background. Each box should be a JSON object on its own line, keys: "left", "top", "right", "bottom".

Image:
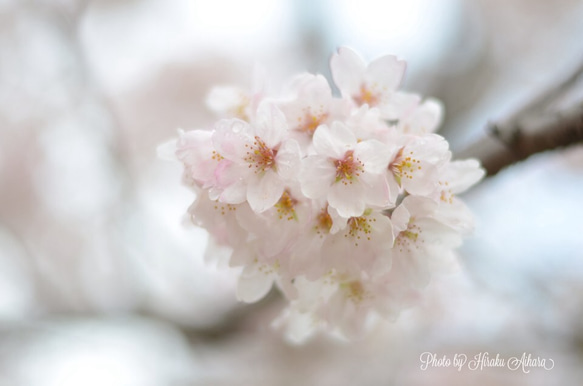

{"left": 1, "top": 0, "right": 583, "bottom": 384}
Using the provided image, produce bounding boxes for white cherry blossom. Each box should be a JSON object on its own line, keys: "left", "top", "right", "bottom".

{"left": 279, "top": 73, "right": 350, "bottom": 142}
{"left": 386, "top": 133, "right": 451, "bottom": 197}
{"left": 211, "top": 102, "right": 301, "bottom": 212}
{"left": 300, "top": 122, "right": 392, "bottom": 218}
{"left": 330, "top": 46, "right": 407, "bottom": 119}
{"left": 161, "top": 47, "right": 485, "bottom": 343}
{"left": 397, "top": 98, "right": 444, "bottom": 135}
{"left": 391, "top": 195, "right": 462, "bottom": 287}
{"left": 206, "top": 64, "right": 266, "bottom": 121}
{"left": 175, "top": 129, "right": 221, "bottom": 188}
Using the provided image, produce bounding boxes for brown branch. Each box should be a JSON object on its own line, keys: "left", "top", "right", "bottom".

{"left": 457, "top": 104, "right": 583, "bottom": 176}
{"left": 456, "top": 61, "right": 583, "bottom": 176}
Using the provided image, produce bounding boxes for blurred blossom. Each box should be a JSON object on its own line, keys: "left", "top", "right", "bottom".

{"left": 79, "top": 0, "right": 296, "bottom": 93}
{"left": 5, "top": 318, "right": 197, "bottom": 386}
{"left": 0, "top": 229, "right": 35, "bottom": 320}
{"left": 36, "top": 108, "right": 119, "bottom": 220}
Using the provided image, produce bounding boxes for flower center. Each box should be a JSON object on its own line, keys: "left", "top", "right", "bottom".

{"left": 213, "top": 202, "right": 237, "bottom": 216}
{"left": 340, "top": 280, "right": 368, "bottom": 303}
{"left": 275, "top": 190, "right": 298, "bottom": 221}
{"left": 389, "top": 147, "right": 421, "bottom": 185}
{"left": 353, "top": 84, "right": 379, "bottom": 107}
{"left": 231, "top": 94, "right": 250, "bottom": 121}
{"left": 314, "top": 207, "right": 333, "bottom": 237}
{"left": 297, "top": 107, "right": 329, "bottom": 136}
{"left": 256, "top": 259, "right": 280, "bottom": 275}
{"left": 211, "top": 150, "right": 224, "bottom": 161}
{"left": 345, "top": 211, "right": 375, "bottom": 246}
{"left": 395, "top": 220, "right": 423, "bottom": 252}
{"left": 244, "top": 136, "right": 277, "bottom": 173}
{"left": 439, "top": 181, "right": 453, "bottom": 204}
{"left": 335, "top": 150, "right": 363, "bottom": 184}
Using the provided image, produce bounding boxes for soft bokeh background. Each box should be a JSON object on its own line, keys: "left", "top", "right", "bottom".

{"left": 1, "top": 0, "right": 583, "bottom": 384}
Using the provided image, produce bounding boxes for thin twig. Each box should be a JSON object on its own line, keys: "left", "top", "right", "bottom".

{"left": 457, "top": 60, "right": 583, "bottom": 176}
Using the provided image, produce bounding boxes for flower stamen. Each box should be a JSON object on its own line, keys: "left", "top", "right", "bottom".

{"left": 231, "top": 94, "right": 250, "bottom": 121}
{"left": 314, "top": 207, "right": 333, "bottom": 237}
{"left": 353, "top": 84, "right": 380, "bottom": 107}
{"left": 335, "top": 150, "right": 364, "bottom": 184}
{"left": 389, "top": 148, "right": 421, "bottom": 185}
{"left": 345, "top": 211, "right": 375, "bottom": 246}
{"left": 439, "top": 181, "right": 453, "bottom": 204}
{"left": 296, "top": 106, "right": 328, "bottom": 136}
{"left": 340, "top": 280, "right": 368, "bottom": 303}
{"left": 244, "top": 136, "right": 278, "bottom": 173}
{"left": 395, "top": 220, "right": 424, "bottom": 252}
{"left": 275, "top": 190, "right": 298, "bottom": 221}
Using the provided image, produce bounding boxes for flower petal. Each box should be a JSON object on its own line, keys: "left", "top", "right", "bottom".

{"left": 299, "top": 156, "right": 335, "bottom": 198}
{"left": 312, "top": 122, "right": 356, "bottom": 159}
{"left": 390, "top": 203, "right": 410, "bottom": 234}
{"left": 381, "top": 91, "right": 421, "bottom": 121}
{"left": 434, "top": 197, "right": 475, "bottom": 234}
{"left": 385, "top": 173, "right": 401, "bottom": 204}
{"left": 401, "top": 195, "right": 438, "bottom": 218}
{"left": 445, "top": 159, "right": 485, "bottom": 194}
{"left": 361, "top": 173, "right": 391, "bottom": 208}
{"left": 237, "top": 266, "right": 274, "bottom": 303}
{"left": 355, "top": 139, "right": 391, "bottom": 174}
{"left": 176, "top": 130, "right": 218, "bottom": 184}
{"left": 212, "top": 118, "right": 253, "bottom": 161}
{"left": 330, "top": 46, "right": 366, "bottom": 95}
{"left": 156, "top": 138, "right": 178, "bottom": 161}
{"left": 218, "top": 180, "right": 247, "bottom": 204}
{"left": 365, "top": 54, "right": 406, "bottom": 92}
{"left": 213, "top": 160, "right": 247, "bottom": 203}
{"left": 254, "top": 102, "right": 288, "bottom": 147}
{"left": 247, "top": 170, "right": 285, "bottom": 213}
{"left": 406, "top": 98, "right": 443, "bottom": 134}
{"left": 206, "top": 86, "right": 246, "bottom": 115}
{"left": 275, "top": 139, "right": 301, "bottom": 180}
{"left": 328, "top": 182, "right": 366, "bottom": 218}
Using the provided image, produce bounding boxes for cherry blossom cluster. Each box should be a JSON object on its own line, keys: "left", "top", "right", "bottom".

{"left": 162, "top": 47, "right": 484, "bottom": 342}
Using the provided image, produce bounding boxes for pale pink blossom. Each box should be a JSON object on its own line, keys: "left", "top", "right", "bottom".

{"left": 397, "top": 98, "right": 444, "bottom": 135}
{"left": 300, "top": 122, "right": 392, "bottom": 218}
{"left": 434, "top": 159, "right": 485, "bottom": 233}
{"left": 230, "top": 241, "right": 297, "bottom": 303}
{"left": 386, "top": 133, "right": 451, "bottom": 197}
{"left": 279, "top": 73, "right": 349, "bottom": 142}
{"left": 175, "top": 129, "right": 221, "bottom": 188}
{"left": 390, "top": 195, "right": 462, "bottom": 287}
{"left": 211, "top": 102, "right": 301, "bottom": 212}
{"left": 161, "top": 47, "right": 485, "bottom": 342}
{"left": 237, "top": 185, "right": 312, "bottom": 260}
{"left": 187, "top": 190, "right": 249, "bottom": 249}
{"left": 206, "top": 64, "right": 266, "bottom": 121}
{"left": 330, "top": 46, "right": 407, "bottom": 120}
{"left": 343, "top": 104, "right": 390, "bottom": 141}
